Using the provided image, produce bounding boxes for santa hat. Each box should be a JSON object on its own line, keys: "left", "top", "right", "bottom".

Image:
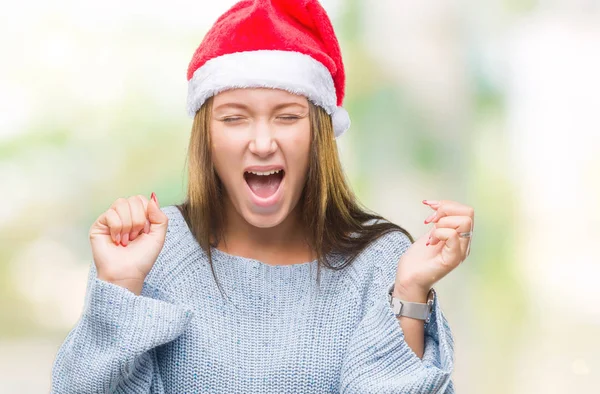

{"left": 186, "top": 0, "right": 351, "bottom": 138}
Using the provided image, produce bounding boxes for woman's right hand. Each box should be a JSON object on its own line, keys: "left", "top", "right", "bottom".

{"left": 88, "top": 193, "right": 169, "bottom": 295}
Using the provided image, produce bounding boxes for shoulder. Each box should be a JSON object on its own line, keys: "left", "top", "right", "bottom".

{"left": 357, "top": 218, "right": 413, "bottom": 272}
{"left": 362, "top": 229, "right": 412, "bottom": 283}
{"left": 161, "top": 205, "right": 186, "bottom": 229}
{"left": 157, "top": 205, "right": 194, "bottom": 252}
{"left": 345, "top": 227, "right": 413, "bottom": 300}
{"left": 160, "top": 205, "right": 195, "bottom": 245}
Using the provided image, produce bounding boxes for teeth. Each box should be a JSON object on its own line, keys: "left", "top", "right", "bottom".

{"left": 246, "top": 169, "right": 282, "bottom": 176}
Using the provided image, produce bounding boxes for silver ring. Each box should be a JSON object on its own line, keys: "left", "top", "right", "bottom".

{"left": 459, "top": 231, "right": 473, "bottom": 238}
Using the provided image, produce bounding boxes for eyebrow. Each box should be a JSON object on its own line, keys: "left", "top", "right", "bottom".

{"left": 212, "top": 102, "right": 308, "bottom": 112}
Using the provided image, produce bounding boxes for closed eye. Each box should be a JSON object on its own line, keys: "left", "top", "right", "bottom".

{"left": 222, "top": 116, "right": 244, "bottom": 123}
{"left": 277, "top": 115, "right": 302, "bottom": 122}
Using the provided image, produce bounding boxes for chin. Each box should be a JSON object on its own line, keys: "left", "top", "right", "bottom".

{"left": 241, "top": 205, "right": 290, "bottom": 228}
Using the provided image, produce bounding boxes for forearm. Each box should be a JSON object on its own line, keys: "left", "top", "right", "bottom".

{"left": 396, "top": 315, "right": 425, "bottom": 359}
{"left": 392, "top": 287, "right": 428, "bottom": 359}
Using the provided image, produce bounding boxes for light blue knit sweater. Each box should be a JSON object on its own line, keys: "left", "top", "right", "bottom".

{"left": 51, "top": 205, "right": 455, "bottom": 393}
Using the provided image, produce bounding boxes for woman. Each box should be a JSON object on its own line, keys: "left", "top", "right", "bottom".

{"left": 51, "top": 0, "right": 473, "bottom": 393}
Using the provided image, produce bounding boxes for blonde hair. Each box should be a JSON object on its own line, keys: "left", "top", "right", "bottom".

{"left": 176, "top": 96, "right": 413, "bottom": 297}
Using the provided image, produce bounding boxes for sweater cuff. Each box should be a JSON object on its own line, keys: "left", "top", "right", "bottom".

{"left": 421, "top": 290, "right": 454, "bottom": 371}
{"left": 339, "top": 282, "right": 455, "bottom": 393}
{"left": 81, "top": 277, "right": 195, "bottom": 358}
{"left": 382, "top": 288, "right": 454, "bottom": 372}
{"left": 373, "top": 287, "right": 455, "bottom": 390}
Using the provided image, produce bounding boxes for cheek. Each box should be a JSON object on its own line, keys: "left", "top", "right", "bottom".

{"left": 291, "top": 132, "right": 310, "bottom": 147}
{"left": 210, "top": 136, "right": 239, "bottom": 179}
{"left": 284, "top": 136, "right": 311, "bottom": 179}
{"left": 288, "top": 122, "right": 311, "bottom": 152}
{"left": 296, "top": 132, "right": 311, "bottom": 165}
{"left": 211, "top": 125, "right": 247, "bottom": 153}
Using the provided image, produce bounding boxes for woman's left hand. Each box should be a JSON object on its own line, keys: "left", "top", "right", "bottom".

{"left": 393, "top": 200, "right": 474, "bottom": 299}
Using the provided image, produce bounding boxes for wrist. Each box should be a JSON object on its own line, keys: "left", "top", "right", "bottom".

{"left": 392, "top": 282, "right": 430, "bottom": 303}
{"left": 97, "top": 274, "right": 144, "bottom": 296}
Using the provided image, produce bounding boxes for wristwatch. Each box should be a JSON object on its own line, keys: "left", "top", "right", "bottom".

{"left": 387, "top": 283, "right": 436, "bottom": 324}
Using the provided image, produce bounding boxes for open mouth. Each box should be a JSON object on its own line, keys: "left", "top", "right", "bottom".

{"left": 243, "top": 169, "right": 285, "bottom": 199}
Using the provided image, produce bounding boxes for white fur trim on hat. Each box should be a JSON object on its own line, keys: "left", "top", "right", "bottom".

{"left": 187, "top": 50, "right": 350, "bottom": 138}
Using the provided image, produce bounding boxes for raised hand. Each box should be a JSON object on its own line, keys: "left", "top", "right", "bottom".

{"left": 393, "top": 199, "right": 474, "bottom": 299}
{"left": 88, "top": 193, "right": 168, "bottom": 295}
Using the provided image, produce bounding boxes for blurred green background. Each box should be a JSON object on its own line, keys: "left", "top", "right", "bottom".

{"left": 1, "top": 0, "right": 599, "bottom": 392}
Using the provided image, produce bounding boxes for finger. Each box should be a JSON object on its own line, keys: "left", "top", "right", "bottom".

{"left": 427, "top": 202, "right": 474, "bottom": 257}
{"left": 466, "top": 237, "right": 472, "bottom": 257}
{"left": 429, "top": 233, "right": 469, "bottom": 260}
{"left": 429, "top": 216, "right": 472, "bottom": 245}
{"left": 438, "top": 201, "right": 474, "bottom": 228}
{"left": 425, "top": 200, "right": 474, "bottom": 228}
{"left": 100, "top": 208, "right": 122, "bottom": 245}
{"left": 147, "top": 193, "right": 167, "bottom": 227}
{"left": 422, "top": 200, "right": 441, "bottom": 208}
{"left": 429, "top": 224, "right": 466, "bottom": 249}
{"left": 429, "top": 227, "right": 464, "bottom": 268}
{"left": 133, "top": 195, "right": 151, "bottom": 234}
{"left": 128, "top": 196, "right": 147, "bottom": 241}
{"left": 111, "top": 198, "right": 132, "bottom": 246}
{"left": 432, "top": 216, "right": 473, "bottom": 240}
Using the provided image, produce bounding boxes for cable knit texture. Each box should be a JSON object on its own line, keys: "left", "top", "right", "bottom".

{"left": 51, "top": 205, "right": 455, "bottom": 393}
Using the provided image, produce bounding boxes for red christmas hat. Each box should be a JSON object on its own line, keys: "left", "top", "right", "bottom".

{"left": 186, "top": 0, "right": 351, "bottom": 138}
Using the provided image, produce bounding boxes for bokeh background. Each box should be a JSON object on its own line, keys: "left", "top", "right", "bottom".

{"left": 1, "top": 0, "right": 599, "bottom": 392}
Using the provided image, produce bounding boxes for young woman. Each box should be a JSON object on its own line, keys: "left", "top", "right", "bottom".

{"left": 51, "top": 0, "right": 474, "bottom": 393}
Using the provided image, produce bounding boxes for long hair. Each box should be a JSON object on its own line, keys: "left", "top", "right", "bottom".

{"left": 175, "top": 96, "right": 414, "bottom": 298}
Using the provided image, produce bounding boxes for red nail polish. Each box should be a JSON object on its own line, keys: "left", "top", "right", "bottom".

{"left": 424, "top": 212, "right": 436, "bottom": 224}
{"left": 426, "top": 241, "right": 430, "bottom": 246}
{"left": 151, "top": 192, "right": 157, "bottom": 204}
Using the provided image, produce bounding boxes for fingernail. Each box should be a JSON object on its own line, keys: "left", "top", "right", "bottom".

{"left": 151, "top": 192, "right": 158, "bottom": 205}
{"left": 116, "top": 233, "right": 121, "bottom": 245}
{"left": 423, "top": 200, "right": 439, "bottom": 205}
{"left": 144, "top": 220, "right": 150, "bottom": 234}
{"left": 424, "top": 212, "right": 436, "bottom": 224}
{"left": 122, "top": 233, "right": 129, "bottom": 246}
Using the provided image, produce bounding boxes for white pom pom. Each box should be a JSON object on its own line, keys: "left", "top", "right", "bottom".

{"left": 332, "top": 106, "right": 351, "bottom": 138}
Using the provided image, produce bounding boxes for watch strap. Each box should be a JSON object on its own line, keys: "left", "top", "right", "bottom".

{"left": 390, "top": 298, "right": 431, "bottom": 320}
{"left": 388, "top": 283, "right": 435, "bottom": 323}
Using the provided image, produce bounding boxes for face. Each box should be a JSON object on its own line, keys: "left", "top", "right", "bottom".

{"left": 210, "top": 88, "right": 311, "bottom": 228}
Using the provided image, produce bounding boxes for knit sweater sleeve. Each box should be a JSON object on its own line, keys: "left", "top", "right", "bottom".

{"left": 50, "top": 259, "right": 195, "bottom": 393}
{"left": 339, "top": 231, "right": 456, "bottom": 394}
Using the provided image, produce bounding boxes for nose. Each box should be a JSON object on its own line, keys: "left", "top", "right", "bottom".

{"left": 248, "top": 120, "right": 277, "bottom": 157}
